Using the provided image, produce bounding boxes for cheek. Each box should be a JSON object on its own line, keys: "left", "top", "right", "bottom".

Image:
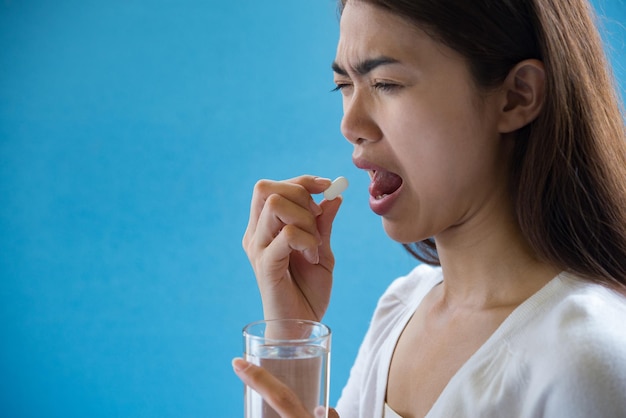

{"left": 392, "top": 117, "right": 467, "bottom": 182}
{"left": 394, "top": 113, "right": 496, "bottom": 210}
{"left": 385, "top": 88, "right": 498, "bottom": 182}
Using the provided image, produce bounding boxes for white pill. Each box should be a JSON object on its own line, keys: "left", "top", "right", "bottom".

{"left": 323, "top": 176, "right": 349, "bottom": 201}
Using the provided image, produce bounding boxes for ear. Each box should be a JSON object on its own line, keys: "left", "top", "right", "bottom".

{"left": 497, "top": 59, "right": 545, "bottom": 134}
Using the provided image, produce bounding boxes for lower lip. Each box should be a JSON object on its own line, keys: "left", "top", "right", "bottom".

{"left": 369, "top": 184, "right": 402, "bottom": 216}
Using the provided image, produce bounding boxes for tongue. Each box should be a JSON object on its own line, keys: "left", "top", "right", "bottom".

{"left": 369, "top": 170, "right": 403, "bottom": 198}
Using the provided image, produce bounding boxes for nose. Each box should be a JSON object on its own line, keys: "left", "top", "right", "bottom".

{"left": 340, "top": 91, "right": 382, "bottom": 145}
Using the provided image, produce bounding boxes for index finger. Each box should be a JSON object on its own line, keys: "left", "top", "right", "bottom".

{"left": 246, "top": 176, "right": 332, "bottom": 237}
{"left": 232, "top": 358, "right": 313, "bottom": 418}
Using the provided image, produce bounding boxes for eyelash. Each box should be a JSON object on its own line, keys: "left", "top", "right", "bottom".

{"left": 331, "top": 84, "right": 350, "bottom": 92}
{"left": 331, "top": 82, "right": 400, "bottom": 93}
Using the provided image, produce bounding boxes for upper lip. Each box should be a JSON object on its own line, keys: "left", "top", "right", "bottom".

{"left": 352, "top": 155, "right": 398, "bottom": 179}
{"left": 352, "top": 155, "right": 385, "bottom": 172}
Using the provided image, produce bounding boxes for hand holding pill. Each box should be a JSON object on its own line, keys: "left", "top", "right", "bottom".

{"left": 242, "top": 174, "right": 346, "bottom": 322}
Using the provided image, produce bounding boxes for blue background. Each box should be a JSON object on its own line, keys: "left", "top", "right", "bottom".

{"left": 1, "top": 1, "right": 624, "bottom": 417}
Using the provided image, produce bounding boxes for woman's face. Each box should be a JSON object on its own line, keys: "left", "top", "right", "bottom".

{"left": 334, "top": 1, "right": 513, "bottom": 243}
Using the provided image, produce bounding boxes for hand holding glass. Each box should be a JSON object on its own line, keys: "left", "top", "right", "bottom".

{"left": 243, "top": 319, "right": 331, "bottom": 418}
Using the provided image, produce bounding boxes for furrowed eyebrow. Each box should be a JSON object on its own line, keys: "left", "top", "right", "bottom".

{"left": 331, "top": 61, "right": 348, "bottom": 76}
{"left": 332, "top": 56, "right": 400, "bottom": 76}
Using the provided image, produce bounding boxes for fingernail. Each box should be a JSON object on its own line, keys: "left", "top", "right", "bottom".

{"left": 232, "top": 358, "right": 250, "bottom": 373}
{"left": 314, "top": 177, "right": 331, "bottom": 186}
{"left": 305, "top": 248, "right": 320, "bottom": 264}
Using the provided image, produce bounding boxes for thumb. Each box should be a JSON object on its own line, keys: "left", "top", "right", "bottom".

{"left": 317, "top": 196, "right": 343, "bottom": 242}
{"left": 316, "top": 197, "right": 342, "bottom": 267}
{"left": 328, "top": 407, "right": 341, "bottom": 418}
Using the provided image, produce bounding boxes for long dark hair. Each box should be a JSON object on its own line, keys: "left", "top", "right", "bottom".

{"left": 338, "top": 0, "right": 626, "bottom": 290}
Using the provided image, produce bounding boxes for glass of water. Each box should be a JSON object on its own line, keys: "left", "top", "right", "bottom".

{"left": 242, "top": 319, "right": 331, "bottom": 418}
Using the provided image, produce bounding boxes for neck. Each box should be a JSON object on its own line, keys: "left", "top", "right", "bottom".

{"left": 434, "top": 204, "right": 559, "bottom": 311}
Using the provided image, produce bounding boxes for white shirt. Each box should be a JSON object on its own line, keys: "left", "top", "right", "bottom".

{"left": 336, "top": 264, "right": 626, "bottom": 418}
{"left": 383, "top": 403, "right": 402, "bottom": 418}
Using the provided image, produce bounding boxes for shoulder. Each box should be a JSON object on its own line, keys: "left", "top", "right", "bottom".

{"left": 548, "top": 273, "right": 626, "bottom": 347}
{"left": 523, "top": 274, "right": 626, "bottom": 416}
{"left": 519, "top": 272, "right": 626, "bottom": 345}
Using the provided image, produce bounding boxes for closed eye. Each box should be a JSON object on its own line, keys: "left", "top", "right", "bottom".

{"left": 331, "top": 83, "right": 352, "bottom": 93}
{"left": 373, "top": 82, "right": 401, "bottom": 92}
{"left": 331, "top": 81, "right": 401, "bottom": 93}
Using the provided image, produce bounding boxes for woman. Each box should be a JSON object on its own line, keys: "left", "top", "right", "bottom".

{"left": 233, "top": 0, "right": 626, "bottom": 416}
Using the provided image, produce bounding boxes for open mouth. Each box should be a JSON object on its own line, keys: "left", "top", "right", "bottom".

{"left": 369, "top": 169, "right": 403, "bottom": 200}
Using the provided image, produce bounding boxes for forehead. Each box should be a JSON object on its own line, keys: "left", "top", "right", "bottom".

{"left": 335, "top": 2, "right": 427, "bottom": 65}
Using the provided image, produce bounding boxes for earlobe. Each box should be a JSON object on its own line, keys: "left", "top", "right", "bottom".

{"left": 497, "top": 59, "right": 546, "bottom": 134}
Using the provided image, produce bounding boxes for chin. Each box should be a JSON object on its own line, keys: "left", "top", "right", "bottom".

{"left": 381, "top": 219, "right": 429, "bottom": 244}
